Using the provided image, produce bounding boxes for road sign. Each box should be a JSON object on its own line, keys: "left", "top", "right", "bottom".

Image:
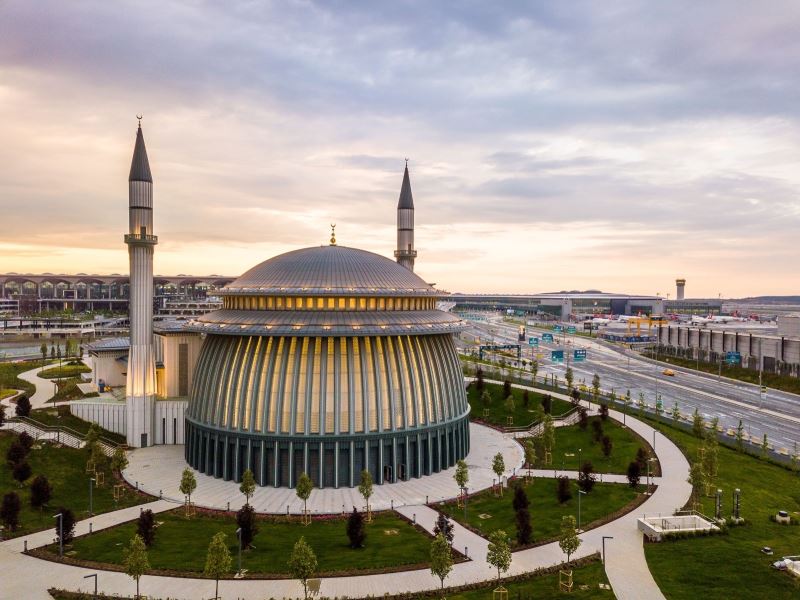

{"left": 528, "top": 337, "right": 539, "bottom": 347}
{"left": 553, "top": 325, "right": 563, "bottom": 333}
{"left": 725, "top": 351, "right": 741, "bottom": 365}
{"left": 567, "top": 326, "right": 577, "bottom": 334}
{"left": 574, "top": 349, "right": 587, "bottom": 362}
{"left": 551, "top": 350, "right": 564, "bottom": 363}
{"left": 542, "top": 333, "right": 554, "bottom": 343}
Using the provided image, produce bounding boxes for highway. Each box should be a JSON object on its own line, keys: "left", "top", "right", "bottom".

{"left": 460, "top": 317, "right": 800, "bottom": 453}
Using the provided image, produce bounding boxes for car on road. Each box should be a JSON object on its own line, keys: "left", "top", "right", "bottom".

{"left": 662, "top": 369, "right": 676, "bottom": 376}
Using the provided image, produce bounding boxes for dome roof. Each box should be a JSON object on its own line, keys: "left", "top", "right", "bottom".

{"left": 222, "top": 245, "right": 437, "bottom": 296}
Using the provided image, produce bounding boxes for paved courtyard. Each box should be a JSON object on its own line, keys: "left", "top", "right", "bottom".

{"left": 123, "top": 422, "right": 525, "bottom": 514}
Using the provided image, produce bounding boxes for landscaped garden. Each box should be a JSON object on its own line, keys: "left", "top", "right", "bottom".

{"left": 38, "top": 362, "right": 92, "bottom": 380}
{"left": 40, "top": 508, "right": 436, "bottom": 577}
{"left": 545, "top": 415, "right": 660, "bottom": 476}
{"left": 467, "top": 379, "right": 572, "bottom": 428}
{"left": 0, "top": 359, "right": 40, "bottom": 396}
{"left": 643, "top": 418, "right": 800, "bottom": 599}
{"left": 27, "top": 406, "right": 126, "bottom": 444}
{"left": 0, "top": 431, "right": 148, "bottom": 537}
{"left": 439, "top": 475, "right": 640, "bottom": 546}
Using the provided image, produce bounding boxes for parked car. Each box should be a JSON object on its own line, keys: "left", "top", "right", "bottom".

{"left": 662, "top": 369, "right": 676, "bottom": 377}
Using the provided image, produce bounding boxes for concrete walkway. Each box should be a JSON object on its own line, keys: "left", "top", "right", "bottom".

{"left": 0, "top": 405, "right": 690, "bottom": 599}
{"left": 18, "top": 364, "right": 58, "bottom": 409}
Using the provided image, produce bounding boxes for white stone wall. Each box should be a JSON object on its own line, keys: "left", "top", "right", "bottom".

{"left": 70, "top": 400, "right": 126, "bottom": 435}
{"left": 153, "top": 400, "right": 188, "bottom": 444}
{"left": 156, "top": 333, "right": 202, "bottom": 398}
{"left": 90, "top": 351, "right": 127, "bottom": 388}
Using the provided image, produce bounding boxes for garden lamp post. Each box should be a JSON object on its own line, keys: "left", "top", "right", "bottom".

{"left": 83, "top": 573, "right": 97, "bottom": 599}
{"left": 578, "top": 489, "right": 587, "bottom": 531}
{"left": 236, "top": 527, "right": 242, "bottom": 576}
{"left": 53, "top": 513, "right": 63, "bottom": 558}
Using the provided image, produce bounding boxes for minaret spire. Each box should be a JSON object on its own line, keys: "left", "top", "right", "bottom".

{"left": 124, "top": 120, "right": 157, "bottom": 447}
{"left": 394, "top": 161, "right": 417, "bottom": 270}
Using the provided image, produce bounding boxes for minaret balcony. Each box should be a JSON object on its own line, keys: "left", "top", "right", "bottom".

{"left": 394, "top": 249, "right": 417, "bottom": 259}
{"left": 124, "top": 233, "right": 159, "bottom": 245}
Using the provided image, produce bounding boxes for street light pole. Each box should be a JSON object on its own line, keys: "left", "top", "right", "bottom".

{"left": 602, "top": 536, "right": 614, "bottom": 563}
{"left": 53, "top": 513, "right": 63, "bottom": 558}
{"left": 236, "top": 527, "right": 242, "bottom": 577}
{"left": 578, "top": 490, "right": 587, "bottom": 531}
{"left": 89, "top": 477, "right": 95, "bottom": 516}
{"left": 83, "top": 573, "right": 98, "bottom": 600}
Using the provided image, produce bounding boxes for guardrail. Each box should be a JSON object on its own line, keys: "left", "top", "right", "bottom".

{"left": 4, "top": 416, "right": 122, "bottom": 455}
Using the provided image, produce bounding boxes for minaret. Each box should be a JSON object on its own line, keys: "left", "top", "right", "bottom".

{"left": 124, "top": 119, "right": 157, "bottom": 448}
{"left": 394, "top": 161, "right": 417, "bottom": 271}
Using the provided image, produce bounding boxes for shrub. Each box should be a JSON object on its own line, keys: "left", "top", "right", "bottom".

{"left": 236, "top": 503, "right": 259, "bottom": 549}
{"left": 522, "top": 390, "right": 530, "bottom": 408}
{"left": 433, "top": 512, "right": 454, "bottom": 545}
{"left": 578, "top": 408, "right": 588, "bottom": 430}
{"left": 515, "top": 506, "right": 532, "bottom": 545}
{"left": 18, "top": 431, "right": 34, "bottom": 452}
{"left": 542, "top": 395, "right": 552, "bottom": 414}
{"left": 591, "top": 419, "right": 604, "bottom": 442}
{"left": 512, "top": 484, "right": 529, "bottom": 512}
{"left": 12, "top": 461, "right": 32, "bottom": 486}
{"left": 5, "top": 440, "right": 27, "bottom": 466}
{"left": 571, "top": 388, "right": 581, "bottom": 404}
{"left": 503, "top": 380, "right": 512, "bottom": 398}
{"left": 635, "top": 447, "right": 649, "bottom": 470}
{"left": 626, "top": 461, "right": 641, "bottom": 488}
{"left": 346, "top": 508, "right": 366, "bottom": 548}
{"left": 56, "top": 507, "right": 76, "bottom": 545}
{"left": 1, "top": 492, "right": 21, "bottom": 531}
{"left": 15, "top": 395, "right": 31, "bottom": 417}
{"left": 599, "top": 403, "right": 609, "bottom": 421}
{"left": 556, "top": 476, "right": 572, "bottom": 504}
{"left": 601, "top": 435, "right": 613, "bottom": 458}
{"left": 137, "top": 509, "right": 156, "bottom": 547}
{"left": 30, "top": 475, "right": 52, "bottom": 509}
{"left": 578, "top": 461, "right": 596, "bottom": 493}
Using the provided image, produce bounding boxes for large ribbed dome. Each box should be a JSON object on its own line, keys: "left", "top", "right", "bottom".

{"left": 223, "top": 245, "right": 435, "bottom": 296}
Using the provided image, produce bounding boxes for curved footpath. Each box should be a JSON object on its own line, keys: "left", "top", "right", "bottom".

{"left": 0, "top": 383, "right": 691, "bottom": 600}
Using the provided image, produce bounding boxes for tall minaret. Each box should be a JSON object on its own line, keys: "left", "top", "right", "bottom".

{"left": 124, "top": 119, "right": 157, "bottom": 448}
{"left": 394, "top": 161, "right": 417, "bottom": 271}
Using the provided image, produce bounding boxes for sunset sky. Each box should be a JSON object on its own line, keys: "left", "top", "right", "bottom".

{"left": 1, "top": 1, "right": 799, "bottom": 297}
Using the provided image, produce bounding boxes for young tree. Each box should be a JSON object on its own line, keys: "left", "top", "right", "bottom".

{"left": 239, "top": 468, "right": 256, "bottom": 506}
{"left": 522, "top": 389, "right": 530, "bottom": 408}
{"left": 591, "top": 419, "right": 604, "bottom": 443}
{"left": 179, "top": 467, "right": 197, "bottom": 506}
{"left": 542, "top": 414, "right": 556, "bottom": 455}
{"left": 492, "top": 452, "right": 505, "bottom": 495}
{"left": 556, "top": 476, "right": 572, "bottom": 504}
{"left": 6, "top": 439, "right": 28, "bottom": 466}
{"left": 558, "top": 515, "right": 581, "bottom": 562}
{"left": 503, "top": 379, "right": 512, "bottom": 398}
{"left": 12, "top": 461, "right": 31, "bottom": 486}
{"left": 624, "top": 389, "right": 632, "bottom": 416}
{"left": 504, "top": 395, "right": 515, "bottom": 416}
{"left": 236, "top": 503, "right": 259, "bottom": 549}
{"left": 205, "top": 531, "right": 232, "bottom": 600}
{"left": 358, "top": 469, "right": 374, "bottom": 519}
{"left": 475, "top": 367, "right": 485, "bottom": 392}
{"left": 40, "top": 342, "right": 48, "bottom": 369}
{"left": 530, "top": 360, "right": 539, "bottom": 384}
{"left": 570, "top": 387, "right": 581, "bottom": 404}
{"left": 30, "top": 475, "right": 52, "bottom": 510}
{"left": 655, "top": 395, "right": 664, "bottom": 419}
{"left": 637, "top": 391, "right": 646, "bottom": 416}
{"left": 635, "top": 447, "right": 649, "bottom": 471}
{"left": 111, "top": 447, "right": 129, "bottom": 474}
{"left": 565, "top": 367, "right": 574, "bottom": 391}
{"left": 687, "top": 461, "right": 705, "bottom": 506}
{"left": 601, "top": 435, "right": 613, "bottom": 458}
{"left": 50, "top": 346, "right": 56, "bottom": 360}
{"left": 454, "top": 459, "right": 469, "bottom": 510}
{"left": 15, "top": 396, "right": 31, "bottom": 418}
{"left": 296, "top": 472, "right": 314, "bottom": 519}
{"left": 515, "top": 504, "right": 533, "bottom": 545}
{"left": 591, "top": 373, "right": 601, "bottom": 404}
{"left": 486, "top": 529, "right": 512, "bottom": 586}
{"left": 346, "top": 507, "right": 366, "bottom": 548}
{"left": 288, "top": 536, "right": 318, "bottom": 600}
{"left": 692, "top": 408, "right": 705, "bottom": 438}
{"left": 18, "top": 431, "right": 34, "bottom": 452}
{"left": 123, "top": 534, "right": 150, "bottom": 599}
{"left": 599, "top": 402, "right": 609, "bottom": 421}
{"left": 626, "top": 461, "right": 641, "bottom": 488}
{"left": 761, "top": 433, "right": 769, "bottom": 458}
{"left": 56, "top": 507, "right": 76, "bottom": 545}
{"left": 429, "top": 532, "right": 454, "bottom": 595}
{"left": 735, "top": 420, "right": 745, "bottom": 451}
{"left": 0, "top": 492, "right": 21, "bottom": 531}
{"left": 524, "top": 439, "right": 536, "bottom": 478}
{"left": 578, "top": 407, "right": 588, "bottom": 431}
{"left": 136, "top": 509, "right": 156, "bottom": 547}
{"left": 578, "top": 461, "right": 596, "bottom": 493}
{"left": 433, "top": 512, "right": 455, "bottom": 544}
{"left": 480, "top": 389, "right": 492, "bottom": 411}
{"left": 542, "top": 394, "right": 552, "bottom": 414}
{"left": 671, "top": 402, "right": 681, "bottom": 422}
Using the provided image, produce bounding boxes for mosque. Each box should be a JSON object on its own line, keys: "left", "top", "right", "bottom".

{"left": 75, "top": 123, "right": 470, "bottom": 489}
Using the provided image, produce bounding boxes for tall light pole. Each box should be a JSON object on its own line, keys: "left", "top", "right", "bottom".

{"left": 236, "top": 527, "right": 242, "bottom": 577}
{"left": 89, "top": 477, "right": 95, "bottom": 516}
{"left": 53, "top": 513, "right": 63, "bottom": 558}
{"left": 578, "top": 489, "right": 587, "bottom": 531}
{"left": 83, "top": 573, "right": 97, "bottom": 600}
{"left": 602, "top": 536, "right": 614, "bottom": 563}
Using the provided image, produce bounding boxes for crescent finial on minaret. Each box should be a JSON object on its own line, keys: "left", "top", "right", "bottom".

{"left": 330, "top": 223, "right": 337, "bottom": 246}
{"left": 136, "top": 114, "right": 143, "bottom": 128}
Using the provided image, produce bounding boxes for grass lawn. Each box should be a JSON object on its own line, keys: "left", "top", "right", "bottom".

{"left": 28, "top": 406, "right": 126, "bottom": 444}
{"left": 0, "top": 388, "right": 17, "bottom": 400}
{"left": 643, "top": 352, "right": 800, "bottom": 396}
{"left": 439, "top": 477, "right": 640, "bottom": 545}
{"left": 38, "top": 362, "right": 91, "bottom": 380}
{"left": 450, "top": 559, "right": 612, "bottom": 600}
{"left": 0, "top": 359, "right": 41, "bottom": 396}
{"left": 467, "top": 381, "right": 573, "bottom": 428}
{"left": 644, "top": 419, "right": 800, "bottom": 600}
{"left": 47, "top": 377, "right": 93, "bottom": 404}
{"left": 0, "top": 431, "right": 148, "bottom": 537}
{"left": 538, "top": 416, "right": 660, "bottom": 476}
{"left": 53, "top": 509, "right": 434, "bottom": 576}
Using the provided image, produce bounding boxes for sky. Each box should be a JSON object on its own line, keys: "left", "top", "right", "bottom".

{"left": 1, "top": 1, "right": 799, "bottom": 298}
